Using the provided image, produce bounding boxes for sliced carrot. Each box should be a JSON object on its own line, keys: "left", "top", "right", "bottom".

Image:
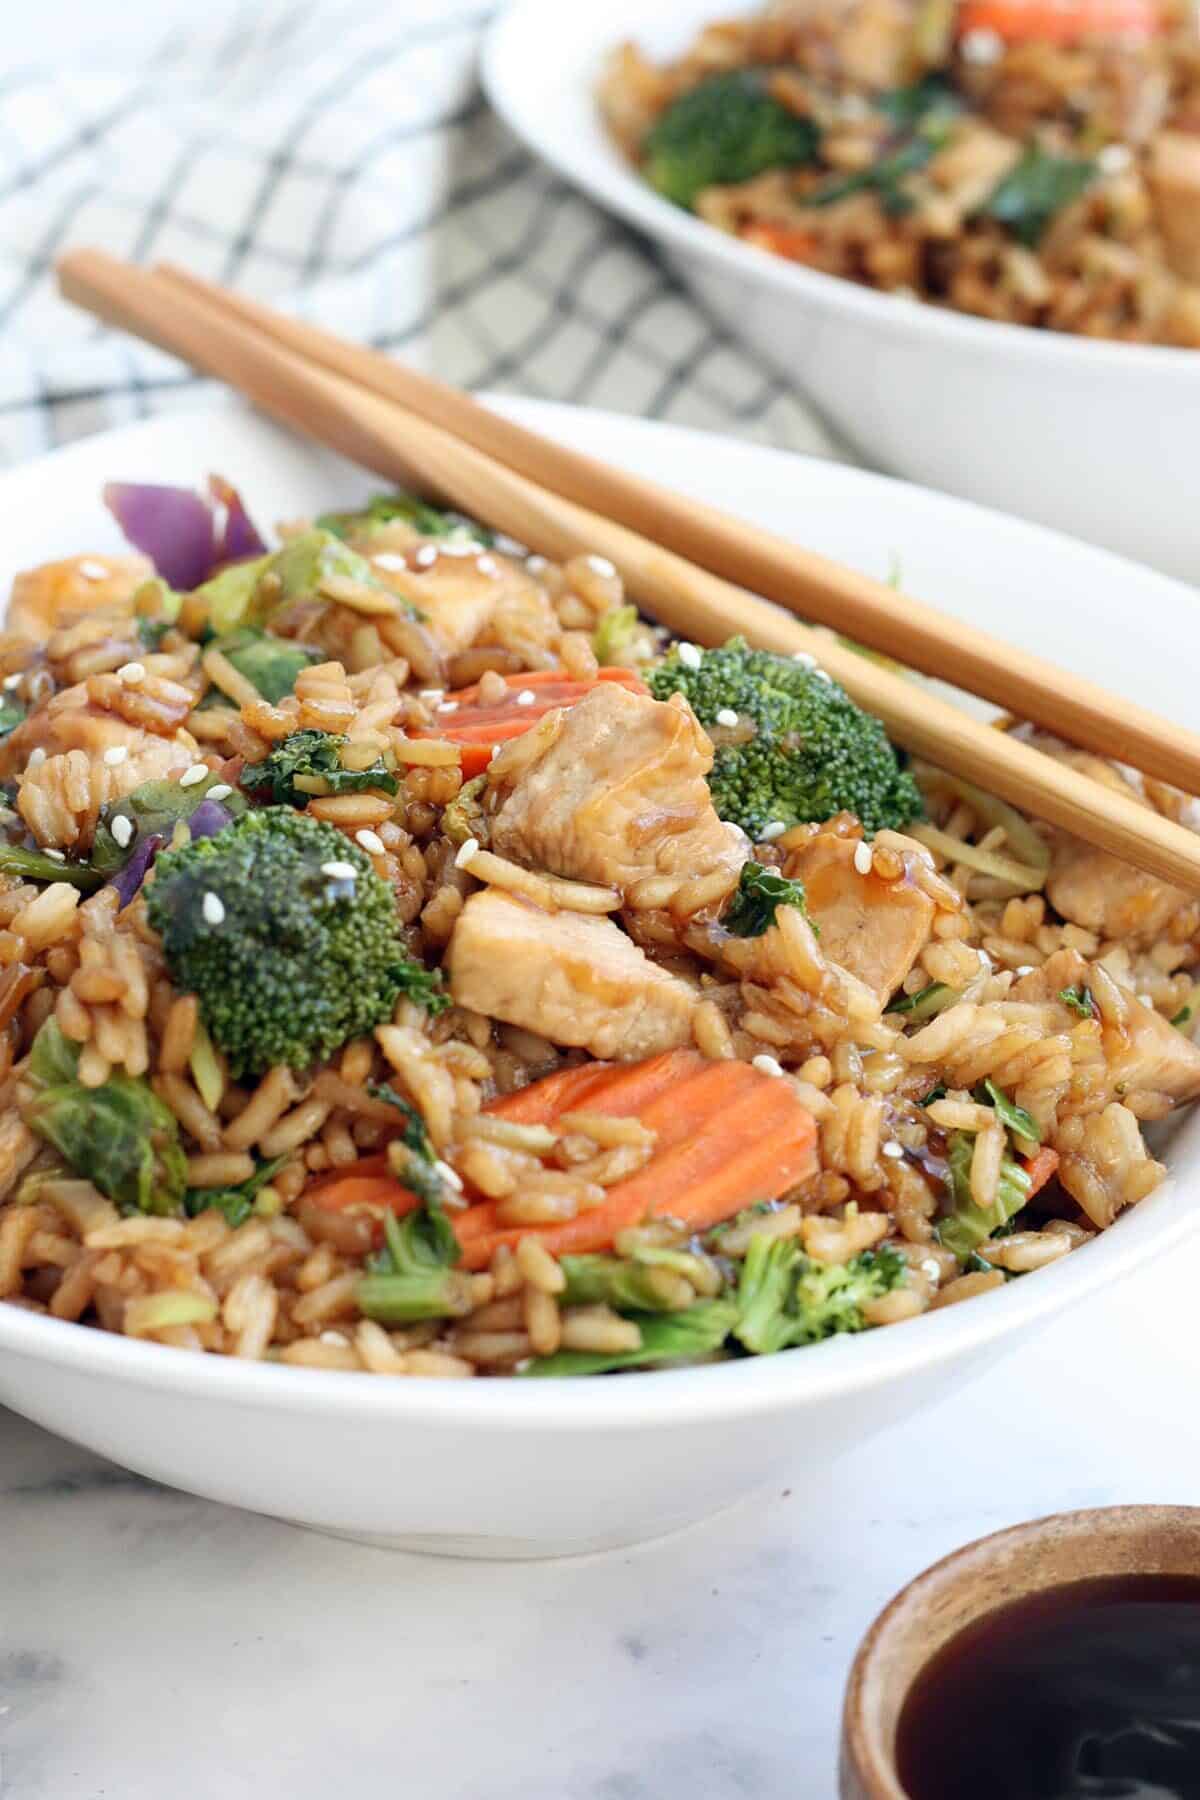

{"left": 741, "top": 223, "right": 819, "bottom": 262}
{"left": 956, "top": 0, "right": 1161, "bottom": 42}
{"left": 455, "top": 1053, "right": 818, "bottom": 1269}
{"left": 1022, "top": 1146, "right": 1060, "bottom": 1199}
{"left": 486, "top": 1047, "right": 700, "bottom": 1127}
{"left": 413, "top": 666, "right": 647, "bottom": 777}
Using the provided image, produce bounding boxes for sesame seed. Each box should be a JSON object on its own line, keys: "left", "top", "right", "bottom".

{"left": 677, "top": 641, "right": 702, "bottom": 671}
{"left": 320, "top": 1330, "right": 349, "bottom": 1348}
{"left": 1098, "top": 143, "right": 1133, "bottom": 175}
{"left": 853, "top": 841, "right": 873, "bottom": 876}
{"left": 111, "top": 815, "right": 134, "bottom": 849}
{"left": 715, "top": 708, "right": 739, "bottom": 728}
{"left": 960, "top": 24, "right": 1003, "bottom": 62}
{"left": 752, "top": 1053, "right": 785, "bottom": 1079}
{"left": 372, "top": 551, "right": 409, "bottom": 573}
{"left": 419, "top": 689, "right": 444, "bottom": 702}
{"left": 1016, "top": 964, "right": 1035, "bottom": 977}
{"left": 494, "top": 534, "right": 526, "bottom": 557}
{"left": 882, "top": 1140, "right": 905, "bottom": 1160}
{"left": 760, "top": 821, "right": 786, "bottom": 842}
{"left": 117, "top": 660, "right": 146, "bottom": 686}
{"left": 202, "top": 892, "right": 226, "bottom": 926}
{"left": 455, "top": 836, "right": 480, "bottom": 869}
{"left": 414, "top": 545, "right": 439, "bottom": 568}
{"left": 814, "top": 669, "right": 833, "bottom": 684}
{"left": 103, "top": 745, "right": 129, "bottom": 767}
{"left": 586, "top": 554, "right": 617, "bottom": 579}
{"left": 26, "top": 747, "right": 45, "bottom": 768}
{"left": 476, "top": 554, "right": 499, "bottom": 576}
{"left": 356, "top": 828, "right": 386, "bottom": 856}
{"left": 435, "top": 1159, "right": 465, "bottom": 1192}
{"left": 179, "top": 763, "right": 209, "bottom": 788}
{"left": 515, "top": 689, "right": 536, "bottom": 706}
{"left": 489, "top": 745, "right": 501, "bottom": 763}
{"left": 1138, "top": 993, "right": 1154, "bottom": 1009}
{"left": 321, "top": 861, "right": 357, "bottom": 882}
{"left": 978, "top": 950, "right": 994, "bottom": 971}
{"left": 78, "top": 558, "right": 109, "bottom": 581}
{"left": 436, "top": 700, "right": 459, "bottom": 714}
{"left": 2, "top": 673, "right": 22, "bottom": 691}
{"left": 206, "top": 783, "right": 232, "bottom": 801}
{"left": 440, "top": 539, "right": 485, "bottom": 558}
{"left": 792, "top": 650, "right": 817, "bottom": 669}
{"left": 525, "top": 554, "right": 548, "bottom": 575}
{"left": 43, "top": 847, "right": 65, "bottom": 863}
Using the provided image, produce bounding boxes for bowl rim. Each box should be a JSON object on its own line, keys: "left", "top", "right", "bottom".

{"left": 840, "top": 1503, "right": 1200, "bottom": 1799}
{"left": 0, "top": 397, "right": 1198, "bottom": 1432}
{"left": 481, "top": 0, "right": 1200, "bottom": 378}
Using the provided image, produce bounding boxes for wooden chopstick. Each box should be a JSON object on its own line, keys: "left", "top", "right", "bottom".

{"left": 53, "top": 248, "right": 1200, "bottom": 896}
{"left": 149, "top": 257, "right": 1200, "bottom": 800}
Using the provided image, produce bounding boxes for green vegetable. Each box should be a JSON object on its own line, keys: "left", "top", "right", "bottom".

{"left": 136, "top": 616, "right": 174, "bottom": 653}
{"left": 185, "top": 1154, "right": 287, "bottom": 1229}
{"left": 1172, "top": 1004, "right": 1194, "bottom": 1029}
{"left": 521, "top": 1300, "right": 738, "bottom": 1377}
{"left": 92, "top": 774, "right": 248, "bottom": 877}
{"left": 145, "top": 808, "right": 446, "bottom": 1078}
{"left": 642, "top": 71, "right": 820, "bottom": 211}
{"left": 723, "top": 860, "right": 813, "bottom": 938}
{"left": 317, "top": 490, "right": 492, "bottom": 547}
{"left": 206, "top": 627, "right": 320, "bottom": 705}
{"left": 558, "top": 1253, "right": 694, "bottom": 1313}
{"left": 196, "top": 529, "right": 408, "bottom": 636}
{"left": 357, "top": 1203, "right": 476, "bottom": 1323}
{"left": 803, "top": 130, "right": 944, "bottom": 217}
{"left": 734, "top": 1235, "right": 906, "bottom": 1353}
{"left": 877, "top": 73, "right": 959, "bottom": 130}
{"left": 977, "top": 1077, "right": 1040, "bottom": 1147}
{"left": 371, "top": 1084, "right": 446, "bottom": 1206}
{"left": 25, "top": 1020, "right": 186, "bottom": 1216}
{"left": 887, "top": 981, "right": 958, "bottom": 1021}
{"left": 981, "top": 143, "right": 1098, "bottom": 247}
{"left": 647, "top": 636, "right": 922, "bottom": 839}
{"left": 0, "top": 694, "right": 24, "bottom": 739}
{"left": 441, "top": 773, "right": 487, "bottom": 848}
{"left": 920, "top": 1083, "right": 948, "bottom": 1106}
{"left": 593, "top": 605, "right": 641, "bottom": 665}
{"left": 241, "top": 729, "right": 398, "bottom": 807}
{"left": 1059, "top": 984, "right": 1096, "bottom": 1020}
{"left": 0, "top": 843, "right": 104, "bottom": 891}
{"left": 937, "top": 1131, "right": 1031, "bottom": 1262}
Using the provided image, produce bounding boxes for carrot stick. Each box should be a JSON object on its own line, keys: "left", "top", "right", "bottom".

{"left": 1022, "top": 1146, "right": 1060, "bottom": 1199}
{"left": 413, "top": 667, "right": 646, "bottom": 776}
{"left": 956, "top": 0, "right": 1161, "bottom": 42}
{"left": 455, "top": 1058, "right": 818, "bottom": 1268}
{"left": 486, "top": 1047, "right": 702, "bottom": 1126}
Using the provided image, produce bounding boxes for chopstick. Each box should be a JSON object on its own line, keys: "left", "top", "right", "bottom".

{"left": 54, "top": 247, "right": 1200, "bottom": 897}
{"left": 147, "top": 259, "right": 1200, "bottom": 801}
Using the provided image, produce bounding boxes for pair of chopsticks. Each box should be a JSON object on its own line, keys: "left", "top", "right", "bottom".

{"left": 56, "top": 247, "right": 1200, "bottom": 895}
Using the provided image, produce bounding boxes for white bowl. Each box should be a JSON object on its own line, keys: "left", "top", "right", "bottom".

{"left": 0, "top": 398, "right": 1197, "bottom": 1559}
{"left": 483, "top": 0, "right": 1200, "bottom": 583}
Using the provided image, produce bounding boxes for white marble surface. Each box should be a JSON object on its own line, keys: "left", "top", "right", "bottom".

{"left": 5, "top": 1239, "right": 1200, "bottom": 1800}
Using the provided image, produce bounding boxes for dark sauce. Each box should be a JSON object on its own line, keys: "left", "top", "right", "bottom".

{"left": 896, "top": 1575, "right": 1200, "bottom": 1800}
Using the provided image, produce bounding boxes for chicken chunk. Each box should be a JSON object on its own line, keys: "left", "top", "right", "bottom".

{"left": 1041, "top": 749, "right": 1189, "bottom": 943}
{"left": 1013, "top": 950, "right": 1200, "bottom": 1106}
{"left": 7, "top": 553, "right": 152, "bottom": 639}
{"left": 367, "top": 541, "right": 555, "bottom": 657}
{"left": 448, "top": 888, "right": 697, "bottom": 1060}
{"left": 786, "top": 829, "right": 936, "bottom": 1005}
{"left": 1148, "top": 131, "right": 1200, "bottom": 283}
{"left": 488, "top": 683, "right": 745, "bottom": 903}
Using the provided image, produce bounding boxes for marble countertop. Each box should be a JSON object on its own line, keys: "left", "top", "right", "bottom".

{"left": 5, "top": 1241, "right": 1200, "bottom": 1800}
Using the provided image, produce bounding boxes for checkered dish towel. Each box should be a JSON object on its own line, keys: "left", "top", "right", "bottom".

{"left": 0, "top": 0, "right": 843, "bottom": 470}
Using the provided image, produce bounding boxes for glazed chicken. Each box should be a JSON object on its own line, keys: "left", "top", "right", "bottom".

{"left": 787, "top": 829, "right": 937, "bottom": 1005}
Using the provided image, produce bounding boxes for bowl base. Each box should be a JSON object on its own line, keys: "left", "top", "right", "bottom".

{"left": 281, "top": 1500, "right": 740, "bottom": 1561}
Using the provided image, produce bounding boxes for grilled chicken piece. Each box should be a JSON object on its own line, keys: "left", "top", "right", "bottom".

{"left": 1041, "top": 749, "right": 1189, "bottom": 944}
{"left": 786, "top": 830, "right": 935, "bottom": 1005}
{"left": 1147, "top": 131, "right": 1200, "bottom": 283}
{"left": 365, "top": 540, "right": 555, "bottom": 657}
{"left": 448, "top": 888, "right": 697, "bottom": 1060}
{"left": 1013, "top": 950, "right": 1200, "bottom": 1106}
{"left": 7, "top": 553, "right": 152, "bottom": 639}
{"left": 488, "top": 683, "right": 745, "bottom": 903}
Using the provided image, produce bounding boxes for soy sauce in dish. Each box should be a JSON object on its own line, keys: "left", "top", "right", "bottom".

{"left": 896, "top": 1575, "right": 1200, "bottom": 1800}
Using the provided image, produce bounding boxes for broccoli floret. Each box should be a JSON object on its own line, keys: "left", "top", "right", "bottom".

{"left": 734, "top": 1234, "right": 907, "bottom": 1353}
{"left": 356, "top": 1201, "right": 477, "bottom": 1324}
{"left": 724, "top": 860, "right": 813, "bottom": 938}
{"left": 25, "top": 1020, "right": 186, "bottom": 1216}
{"left": 316, "top": 490, "right": 492, "bottom": 547}
{"left": 647, "top": 637, "right": 922, "bottom": 839}
{"left": 643, "top": 71, "right": 820, "bottom": 210}
{"left": 145, "top": 808, "right": 446, "bottom": 1078}
{"left": 241, "top": 729, "right": 398, "bottom": 807}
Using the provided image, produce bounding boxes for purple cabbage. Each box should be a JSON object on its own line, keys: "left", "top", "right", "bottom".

{"left": 185, "top": 798, "right": 233, "bottom": 842}
{"left": 111, "top": 833, "right": 165, "bottom": 910}
{"left": 103, "top": 474, "right": 266, "bottom": 590}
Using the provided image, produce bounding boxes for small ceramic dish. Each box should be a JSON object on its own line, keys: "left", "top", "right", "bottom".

{"left": 840, "top": 1504, "right": 1200, "bottom": 1798}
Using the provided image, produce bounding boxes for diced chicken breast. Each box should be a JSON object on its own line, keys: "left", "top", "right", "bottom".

{"left": 787, "top": 830, "right": 935, "bottom": 1005}
{"left": 1013, "top": 950, "right": 1200, "bottom": 1106}
{"left": 1148, "top": 131, "right": 1200, "bottom": 283}
{"left": 928, "top": 123, "right": 1021, "bottom": 213}
{"left": 7, "top": 553, "right": 153, "bottom": 639}
{"left": 448, "top": 888, "right": 697, "bottom": 1060}
{"left": 1041, "top": 748, "right": 1189, "bottom": 943}
{"left": 368, "top": 544, "right": 555, "bottom": 657}
{"left": 489, "top": 683, "right": 745, "bottom": 901}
